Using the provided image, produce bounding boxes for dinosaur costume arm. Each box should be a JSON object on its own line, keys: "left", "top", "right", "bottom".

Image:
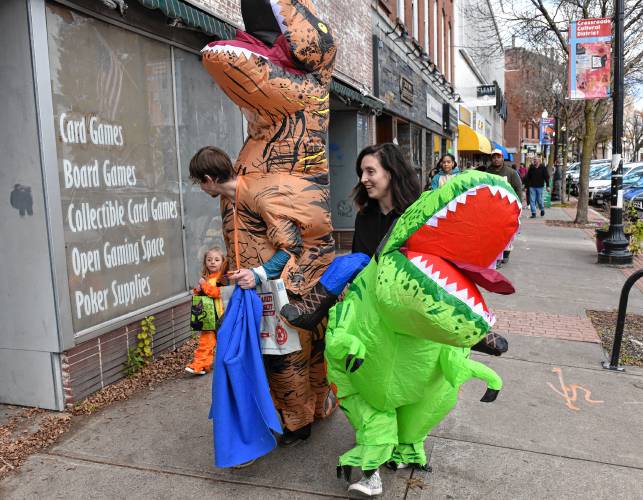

{"left": 439, "top": 347, "right": 503, "bottom": 391}
{"left": 270, "top": 0, "right": 336, "bottom": 81}
{"left": 325, "top": 300, "right": 366, "bottom": 364}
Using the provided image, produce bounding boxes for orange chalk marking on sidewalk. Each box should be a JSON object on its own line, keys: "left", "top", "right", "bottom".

{"left": 547, "top": 367, "right": 604, "bottom": 411}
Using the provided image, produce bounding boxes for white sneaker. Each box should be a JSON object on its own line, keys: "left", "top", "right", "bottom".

{"left": 347, "top": 470, "right": 383, "bottom": 497}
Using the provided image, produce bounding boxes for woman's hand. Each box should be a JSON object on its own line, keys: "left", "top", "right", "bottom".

{"left": 228, "top": 269, "right": 256, "bottom": 289}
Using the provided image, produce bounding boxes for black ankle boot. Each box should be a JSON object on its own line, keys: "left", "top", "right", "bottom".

{"left": 280, "top": 282, "right": 337, "bottom": 330}
{"left": 471, "top": 332, "right": 509, "bottom": 356}
{"left": 279, "top": 423, "right": 312, "bottom": 447}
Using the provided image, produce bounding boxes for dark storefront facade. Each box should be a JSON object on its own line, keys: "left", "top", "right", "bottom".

{"left": 0, "top": 0, "right": 249, "bottom": 409}
{"left": 373, "top": 30, "right": 457, "bottom": 190}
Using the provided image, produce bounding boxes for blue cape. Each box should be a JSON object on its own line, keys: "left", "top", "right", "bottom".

{"left": 210, "top": 286, "right": 282, "bottom": 468}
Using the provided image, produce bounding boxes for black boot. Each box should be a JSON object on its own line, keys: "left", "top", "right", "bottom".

{"left": 279, "top": 423, "right": 312, "bottom": 447}
{"left": 280, "top": 282, "right": 337, "bottom": 330}
{"left": 471, "top": 332, "right": 509, "bottom": 356}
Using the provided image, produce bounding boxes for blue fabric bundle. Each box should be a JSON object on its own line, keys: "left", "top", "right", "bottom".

{"left": 319, "top": 253, "right": 371, "bottom": 295}
{"left": 210, "top": 286, "right": 282, "bottom": 468}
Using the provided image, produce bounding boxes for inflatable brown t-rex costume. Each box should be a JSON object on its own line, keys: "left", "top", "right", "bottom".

{"left": 201, "top": 0, "right": 337, "bottom": 434}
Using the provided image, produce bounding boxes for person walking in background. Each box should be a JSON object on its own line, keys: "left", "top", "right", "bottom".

{"left": 518, "top": 163, "right": 528, "bottom": 181}
{"left": 352, "top": 143, "right": 421, "bottom": 258}
{"left": 524, "top": 156, "right": 550, "bottom": 218}
{"left": 486, "top": 149, "right": 523, "bottom": 266}
{"left": 431, "top": 154, "right": 461, "bottom": 190}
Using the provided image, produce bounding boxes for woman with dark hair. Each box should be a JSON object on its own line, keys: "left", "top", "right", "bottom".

{"left": 351, "top": 143, "right": 421, "bottom": 257}
{"left": 430, "top": 153, "right": 460, "bottom": 190}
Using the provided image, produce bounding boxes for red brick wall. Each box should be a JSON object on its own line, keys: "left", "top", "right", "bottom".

{"left": 61, "top": 301, "right": 192, "bottom": 406}
{"left": 317, "top": 0, "right": 373, "bottom": 91}
{"left": 380, "top": 0, "right": 454, "bottom": 84}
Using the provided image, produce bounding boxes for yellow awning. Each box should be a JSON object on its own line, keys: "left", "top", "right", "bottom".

{"left": 457, "top": 124, "right": 492, "bottom": 154}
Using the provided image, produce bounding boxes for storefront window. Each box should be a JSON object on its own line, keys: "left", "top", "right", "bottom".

{"left": 47, "top": 4, "right": 186, "bottom": 333}
{"left": 173, "top": 49, "right": 244, "bottom": 285}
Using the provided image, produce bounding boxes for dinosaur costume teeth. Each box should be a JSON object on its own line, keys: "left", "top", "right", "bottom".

{"left": 325, "top": 171, "right": 520, "bottom": 474}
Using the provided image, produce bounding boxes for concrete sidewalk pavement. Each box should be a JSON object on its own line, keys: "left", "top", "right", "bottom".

{"left": 2, "top": 208, "right": 643, "bottom": 499}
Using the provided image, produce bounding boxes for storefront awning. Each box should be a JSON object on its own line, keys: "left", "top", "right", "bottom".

{"left": 492, "top": 142, "right": 510, "bottom": 160}
{"left": 457, "top": 124, "right": 491, "bottom": 154}
{"left": 137, "top": 0, "right": 236, "bottom": 39}
{"left": 331, "top": 79, "right": 384, "bottom": 115}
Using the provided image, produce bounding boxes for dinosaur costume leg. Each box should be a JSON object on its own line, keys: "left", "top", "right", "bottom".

{"left": 337, "top": 393, "right": 397, "bottom": 471}
{"left": 392, "top": 377, "right": 458, "bottom": 466}
{"left": 264, "top": 320, "right": 335, "bottom": 431}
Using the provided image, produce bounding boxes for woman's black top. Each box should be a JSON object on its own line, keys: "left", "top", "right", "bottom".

{"left": 352, "top": 202, "right": 399, "bottom": 257}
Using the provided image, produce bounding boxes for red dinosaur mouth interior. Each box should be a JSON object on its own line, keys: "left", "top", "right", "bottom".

{"left": 400, "top": 184, "right": 521, "bottom": 325}
{"left": 406, "top": 184, "right": 521, "bottom": 268}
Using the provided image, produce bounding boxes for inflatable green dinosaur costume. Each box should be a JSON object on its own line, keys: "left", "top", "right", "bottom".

{"left": 325, "top": 171, "right": 521, "bottom": 477}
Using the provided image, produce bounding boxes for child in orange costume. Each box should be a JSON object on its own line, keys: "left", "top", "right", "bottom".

{"left": 186, "top": 247, "right": 227, "bottom": 375}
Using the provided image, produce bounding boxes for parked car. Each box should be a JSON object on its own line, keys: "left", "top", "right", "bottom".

{"left": 631, "top": 192, "right": 643, "bottom": 219}
{"left": 592, "top": 165, "right": 643, "bottom": 206}
{"left": 568, "top": 160, "right": 611, "bottom": 196}
{"left": 623, "top": 177, "right": 643, "bottom": 203}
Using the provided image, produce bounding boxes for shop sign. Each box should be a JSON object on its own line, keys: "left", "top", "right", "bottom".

{"left": 400, "top": 76, "right": 414, "bottom": 106}
{"left": 540, "top": 117, "right": 556, "bottom": 145}
{"left": 568, "top": 18, "right": 612, "bottom": 100}
{"left": 459, "top": 105, "right": 472, "bottom": 126}
{"left": 472, "top": 84, "right": 497, "bottom": 107}
{"left": 474, "top": 114, "right": 485, "bottom": 135}
{"left": 442, "top": 103, "right": 458, "bottom": 134}
{"left": 47, "top": 8, "right": 186, "bottom": 334}
{"left": 426, "top": 93, "right": 442, "bottom": 123}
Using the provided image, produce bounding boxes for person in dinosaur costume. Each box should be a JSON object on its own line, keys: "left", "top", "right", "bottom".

{"left": 324, "top": 171, "right": 521, "bottom": 496}
{"left": 199, "top": 0, "right": 337, "bottom": 444}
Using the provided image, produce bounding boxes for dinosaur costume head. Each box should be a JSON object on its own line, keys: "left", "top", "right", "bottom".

{"left": 201, "top": 0, "right": 336, "bottom": 178}
{"left": 372, "top": 170, "right": 521, "bottom": 346}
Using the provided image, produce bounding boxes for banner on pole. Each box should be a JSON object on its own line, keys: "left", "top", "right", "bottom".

{"left": 568, "top": 18, "right": 612, "bottom": 100}
{"left": 539, "top": 117, "right": 556, "bottom": 145}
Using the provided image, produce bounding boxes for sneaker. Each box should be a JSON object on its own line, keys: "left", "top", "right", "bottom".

{"left": 348, "top": 470, "right": 382, "bottom": 497}
{"left": 530, "top": 214, "right": 536, "bottom": 218}
{"left": 185, "top": 366, "right": 207, "bottom": 375}
{"left": 540, "top": 209, "right": 545, "bottom": 216}
{"left": 385, "top": 461, "right": 409, "bottom": 470}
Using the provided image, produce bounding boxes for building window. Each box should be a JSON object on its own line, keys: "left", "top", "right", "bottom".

{"left": 433, "top": 0, "right": 438, "bottom": 63}
{"left": 441, "top": 9, "right": 445, "bottom": 72}
{"left": 397, "top": 0, "right": 405, "bottom": 22}
{"left": 423, "top": 0, "right": 429, "bottom": 53}
{"left": 446, "top": 21, "right": 451, "bottom": 81}
{"left": 412, "top": 0, "right": 419, "bottom": 40}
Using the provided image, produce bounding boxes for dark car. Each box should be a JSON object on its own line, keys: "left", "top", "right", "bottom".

{"left": 631, "top": 192, "right": 643, "bottom": 219}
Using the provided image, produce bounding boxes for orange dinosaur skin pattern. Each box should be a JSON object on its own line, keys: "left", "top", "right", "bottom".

{"left": 201, "top": 0, "right": 337, "bottom": 431}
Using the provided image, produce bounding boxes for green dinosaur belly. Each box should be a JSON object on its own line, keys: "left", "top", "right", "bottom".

{"left": 350, "top": 330, "right": 443, "bottom": 411}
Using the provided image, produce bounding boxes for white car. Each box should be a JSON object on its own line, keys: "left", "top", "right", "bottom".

{"left": 588, "top": 164, "right": 643, "bottom": 203}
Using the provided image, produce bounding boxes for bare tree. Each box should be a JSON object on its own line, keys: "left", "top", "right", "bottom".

{"left": 476, "top": 0, "right": 643, "bottom": 223}
{"left": 625, "top": 109, "right": 643, "bottom": 160}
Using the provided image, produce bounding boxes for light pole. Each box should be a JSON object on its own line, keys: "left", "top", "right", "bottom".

{"left": 599, "top": 0, "right": 633, "bottom": 265}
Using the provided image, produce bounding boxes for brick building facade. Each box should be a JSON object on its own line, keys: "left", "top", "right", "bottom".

{"left": 371, "top": 0, "right": 459, "bottom": 190}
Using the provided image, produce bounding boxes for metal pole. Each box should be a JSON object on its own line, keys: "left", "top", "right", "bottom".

{"left": 602, "top": 269, "right": 643, "bottom": 371}
{"left": 599, "top": 0, "right": 633, "bottom": 265}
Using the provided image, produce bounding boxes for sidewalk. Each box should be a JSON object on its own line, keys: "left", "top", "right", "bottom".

{"left": 2, "top": 208, "right": 643, "bottom": 499}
